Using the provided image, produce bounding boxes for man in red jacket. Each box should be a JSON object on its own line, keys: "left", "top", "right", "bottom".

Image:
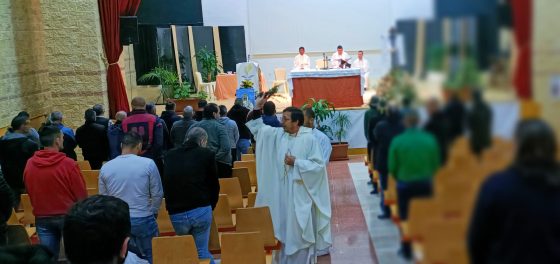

{"left": 24, "top": 125, "right": 87, "bottom": 260}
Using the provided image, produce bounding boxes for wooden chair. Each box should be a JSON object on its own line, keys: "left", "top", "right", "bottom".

{"left": 214, "top": 194, "right": 235, "bottom": 232}
{"left": 235, "top": 206, "right": 280, "bottom": 250}
{"left": 157, "top": 199, "right": 175, "bottom": 235}
{"left": 247, "top": 192, "right": 257, "bottom": 208}
{"left": 82, "top": 170, "right": 99, "bottom": 196}
{"left": 422, "top": 219, "right": 469, "bottom": 264}
{"left": 408, "top": 198, "right": 440, "bottom": 242}
{"left": 152, "top": 235, "right": 210, "bottom": 264}
{"left": 7, "top": 208, "right": 20, "bottom": 225}
{"left": 219, "top": 178, "right": 244, "bottom": 211}
{"left": 232, "top": 167, "right": 252, "bottom": 197}
{"left": 77, "top": 160, "right": 92, "bottom": 170}
{"left": 272, "top": 68, "right": 289, "bottom": 94}
{"left": 221, "top": 232, "right": 266, "bottom": 264}
{"left": 208, "top": 217, "right": 221, "bottom": 254}
{"left": 20, "top": 194, "right": 34, "bottom": 225}
{"left": 241, "top": 154, "right": 255, "bottom": 161}
{"left": 233, "top": 161, "right": 257, "bottom": 186}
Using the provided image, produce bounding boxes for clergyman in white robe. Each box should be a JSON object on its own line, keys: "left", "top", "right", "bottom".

{"left": 312, "top": 129, "right": 332, "bottom": 166}
{"left": 294, "top": 54, "right": 311, "bottom": 70}
{"left": 331, "top": 51, "right": 350, "bottom": 68}
{"left": 352, "top": 57, "right": 370, "bottom": 89}
{"left": 246, "top": 115, "right": 332, "bottom": 264}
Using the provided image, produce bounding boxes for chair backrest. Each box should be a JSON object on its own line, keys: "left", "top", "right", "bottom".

{"left": 77, "top": 160, "right": 92, "bottom": 170}
{"left": 20, "top": 194, "right": 34, "bottom": 225}
{"left": 241, "top": 154, "right": 255, "bottom": 161}
{"left": 233, "top": 161, "right": 257, "bottom": 186}
{"left": 81, "top": 170, "right": 99, "bottom": 190}
{"left": 235, "top": 206, "right": 276, "bottom": 246}
{"left": 213, "top": 194, "right": 234, "bottom": 228}
{"left": 232, "top": 168, "right": 252, "bottom": 197}
{"left": 7, "top": 208, "right": 20, "bottom": 225}
{"left": 247, "top": 192, "right": 257, "bottom": 208}
{"left": 274, "top": 68, "right": 286, "bottom": 81}
{"left": 315, "top": 59, "right": 328, "bottom": 69}
{"left": 152, "top": 235, "right": 201, "bottom": 264}
{"left": 157, "top": 199, "right": 175, "bottom": 234}
{"left": 221, "top": 232, "right": 266, "bottom": 264}
{"left": 408, "top": 198, "right": 440, "bottom": 241}
{"left": 219, "top": 178, "right": 244, "bottom": 210}
{"left": 194, "top": 72, "right": 203, "bottom": 89}
{"left": 208, "top": 217, "right": 221, "bottom": 253}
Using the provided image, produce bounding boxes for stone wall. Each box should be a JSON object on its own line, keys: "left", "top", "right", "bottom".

{"left": 0, "top": 0, "right": 51, "bottom": 127}
{"left": 533, "top": 0, "right": 560, "bottom": 136}
{"left": 40, "top": 0, "right": 108, "bottom": 129}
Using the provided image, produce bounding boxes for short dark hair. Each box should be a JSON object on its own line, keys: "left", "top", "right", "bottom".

{"left": 11, "top": 116, "right": 28, "bottom": 131}
{"left": 17, "top": 111, "right": 30, "bottom": 118}
{"left": 0, "top": 245, "right": 55, "bottom": 263}
{"left": 219, "top": 105, "right": 228, "bottom": 117}
{"left": 303, "top": 107, "right": 315, "bottom": 119}
{"left": 283, "top": 107, "right": 304, "bottom": 126}
{"left": 358, "top": 50, "right": 363, "bottom": 54}
{"left": 92, "top": 104, "right": 104, "bottom": 116}
{"left": 263, "top": 101, "right": 276, "bottom": 116}
{"left": 84, "top": 109, "right": 96, "bottom": 123}
{"left": 165, "top": 101, "right": 176, "bottom": 111}
{"left": 198, "top": 99, "right": 208, "bottom": 108}
{"left": 121, "top": 131, "right": 142, "bottom": 149}
{"left": 146, "top": 102, "right": 156, "bottom": 115}
{"left": 63, "top": 195, "right": 131, "bottom": 264}
{"left": 337, "top": 45, "right": 343, "bottom": 49}
{"left": 203, "top": 103, "right": 219, "bottom": 119}
{"left": 38, "top": 125, "right": 61, "bottom": 147}
{"left": 299, "top": 47, "right": 305, "bottom": 50}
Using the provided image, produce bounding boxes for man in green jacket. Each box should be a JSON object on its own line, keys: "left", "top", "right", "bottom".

{"left": 389, "top": 109, "right": 439, "bottom": 220}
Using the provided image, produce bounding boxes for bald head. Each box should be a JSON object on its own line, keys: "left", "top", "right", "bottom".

{"left": 115, "top": 111, "right": 127, "bottom": 122}
{"left": 131, "top": 97, "right": 146, "bottom": 110}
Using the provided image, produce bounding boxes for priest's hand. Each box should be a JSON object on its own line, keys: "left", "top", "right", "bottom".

{"left": 285, "top": 154, "right": 296, "bottom": 166}
{"left": 254, "top": 93, "right": 270, "bottom": 110}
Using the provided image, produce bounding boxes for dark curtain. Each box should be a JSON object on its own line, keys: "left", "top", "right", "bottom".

{"left": 98, "top": 0, "right": 142, "bottom": 117}
{"left": 510, "top": 0, "right": 532, "bottom": 99}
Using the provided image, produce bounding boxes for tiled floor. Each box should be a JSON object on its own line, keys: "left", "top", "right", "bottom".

{"left": 318, "top": 156, "right": 378, "bottom": 264}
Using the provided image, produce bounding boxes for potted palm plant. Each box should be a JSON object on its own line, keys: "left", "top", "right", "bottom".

{"left": 301, "top": 98, "right": 335, "bottom": 137}
{"left": 194, "top": 47, "right": 223, "bottom": 82}
{"left": 330, "top": 112, "right": 351, "bottom": 161}
{"left": 138, "top": 67, "right": 207, "bottom": 113}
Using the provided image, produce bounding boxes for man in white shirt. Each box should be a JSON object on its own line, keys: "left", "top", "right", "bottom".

{"left": 331, "top": 45, "right": 350, "bottom": 68}
{"left": 293, "top": 47, "right": 311, "bottom": 70}
{"left": 353, "top": 50, "right": 370, "bottom": 89}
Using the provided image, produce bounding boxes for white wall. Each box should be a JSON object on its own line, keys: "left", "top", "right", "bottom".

{"left": 202, "top": 0, "right": 434, "bottom": 87}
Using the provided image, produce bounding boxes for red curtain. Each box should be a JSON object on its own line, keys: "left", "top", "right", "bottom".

{"left": 511, "top": 0, "right": 532, "bottom": 99}
{"left": 98, "top": 0, "right": 142, "bottom": 117}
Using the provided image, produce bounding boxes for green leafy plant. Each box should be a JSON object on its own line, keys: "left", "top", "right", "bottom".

{"left": 445, "top": 56, "right": 480, "bottom": 90}
{"left": 195, "top": 90, "right": 208, "bottom": 100}
{"left": 331, "top": 112, "right": 351, "bottom": 144}
{"left": 302, "top": 98, "right": 335, "bottom": 137}
{"left": 241, "top": 80, "right": 254, "bottom": 89}
{"left": 194, "top": 47, "right": 223, "bottom": 82}
{"left": 138, "top": 67, "right": 194, "bottom": 100}
{"left": 379, "top": 68, "right": 416, "bottom": 106}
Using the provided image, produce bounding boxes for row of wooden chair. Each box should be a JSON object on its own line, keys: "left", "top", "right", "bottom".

{"left": 373, "top": 136, "right": 514, "bottom": 264}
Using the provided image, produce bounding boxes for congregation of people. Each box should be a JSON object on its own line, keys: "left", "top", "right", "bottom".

{"left": 0, "top": 96, "right": 276, "bottom": 263}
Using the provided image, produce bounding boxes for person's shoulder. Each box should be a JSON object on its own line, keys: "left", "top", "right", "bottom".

{"left": 479, "top": 168, "right": 517, "bottom": 196}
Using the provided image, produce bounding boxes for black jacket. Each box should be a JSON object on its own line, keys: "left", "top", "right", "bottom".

{"left": 227, "top": 105, "right": 251, "bottom": 140}
{"left": 373, "top": 113, "right": 404, "bottom": 176}
{"left": 163, "top": 142, "right": 219, "bottom": 214}
{"left": 467, "top": 102, "right": 492, "bottom": 156}
{"left": 0, "top": 172, "right": 15, "bottom": 235}
{"left": 195, "top": 111, "right": 204, "bottom": 122}
{"left": 94, "top": 116, "right": 110, "bottom": 132}
{"left": 76, "top": 122, "right": 109, "bottom": 161}
{"left": 444, "top": 97, "right": 466, "bottom": 142}
{"left": 0, "top": 133, "right": 39, "bottom": 191}
{"left": 160, "top": 111, "right": 181, "bottom": 134}
{"left": 425, "top": 110, "right": 450, "bottom": 165}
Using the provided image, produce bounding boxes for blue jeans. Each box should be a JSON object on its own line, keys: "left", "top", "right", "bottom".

{"left": 36, "top": 216, "right": 65, "bottom": 260}
{"left": 130, "top": 215, "right": 159, "bottom": 263}
{"left": 170, "top": 206, "right": 214, "bottom": 264}
{"left": 236, "top": 139, "right": 251, "bottom": 160}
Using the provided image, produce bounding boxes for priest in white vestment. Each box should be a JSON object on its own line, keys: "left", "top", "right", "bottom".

{"left": 303, "top": 108, "right": 332, "bottom": 166}
{"left": 352, "top": 50, "right": 370, "bottom": 89}
{"left": 246, "top": 95, "right": 332, "bottom": 264}
{"left": 331, "top": 45, "right": 350, "bottom": 68}
{"left": 294, "top": 47, "right": 311, "bottom": 70}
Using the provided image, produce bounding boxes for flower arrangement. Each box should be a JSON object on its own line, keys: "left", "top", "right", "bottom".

{"left": 241, "top": 80, "right": 254, "bottom": 89}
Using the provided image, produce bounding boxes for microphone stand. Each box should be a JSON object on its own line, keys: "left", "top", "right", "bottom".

{"left": 322, "top": 53, "right": 328, "bottom": 70}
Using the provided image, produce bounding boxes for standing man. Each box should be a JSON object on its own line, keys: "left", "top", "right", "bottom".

{"left": 352, "top": 50, "right": 370, "bottom": 89}
{"left": 24, "top": 125, "right": 88, "bottom": 260}
{"left": 108, "top": 111, "right": 127, "bottom": 160}
{"left": 160, "top": 101, "right": 181, "bottom": 134}
{"left": 76, "top": 109, "right": 109, "bottom": 170}
{"left": 331, "top": 45, "right": 350, "bottom": 68}
{"left": 218, "top": 105, "right": 239, "bottom": 166}
{"left": 99, "top": 132, "right": 163, "bottom": 263}
{"left": 227, "top": 99, "right": 251, "bottom": 160}
{"left": 0, "top": 115, "right": 39, "bottom": 206}
{"left": 246, "top": 95, "right": 332, "bottom": 263}
{"left": 92, "top": 104, "right": 110, "bottom": 131}
{"left": 170, "top": 106, "right": 198, "bottom": 148}
{"left": 49, "top": 111, "right": 78, "bottom": 160}
{"left": 122, "top": 97, "right": 164, "bottom": 174}
{"left": 303, "top": 108, "right": 332, "bottom": 165}
{"left": 293, "top": 47, "right": 311, "bottom": 70}
{"left": 189, "top": 104, "right": 232, "bottom": 178}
